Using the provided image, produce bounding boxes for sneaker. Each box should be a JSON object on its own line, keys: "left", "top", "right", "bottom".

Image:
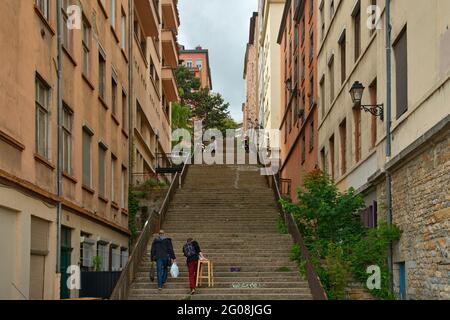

{"left": 158, "top": 288, "right": 162, "bottom": 292}
{"left": 190, "top": 289, "right": 196, "bottom": 295}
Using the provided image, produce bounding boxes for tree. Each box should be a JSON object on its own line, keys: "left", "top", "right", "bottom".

{"left": 171, "top": 102, "right": 191, "bottom": 130}
{"left": 190, "top": 89, "right": 233, "bottom": 131}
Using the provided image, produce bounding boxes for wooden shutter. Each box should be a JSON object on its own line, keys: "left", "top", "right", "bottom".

{"left": 30, "top": 216, "right": 49, "bottom": 255}
{"left": 394, "top": 29, "right": 408, "bottom": 119}
{"left": 29, "top": 255, "right": 45, "bottom": 300}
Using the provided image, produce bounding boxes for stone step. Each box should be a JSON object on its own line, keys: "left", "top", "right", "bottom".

{"left": 128, "top": 293, "right": 312, "bottom": 300}
{"left": 131, "top": 282, "right": 308, "bottom": 290}
{"left": 133, "top": 276, "right": 305, "bottom": 283}
{"left": 135, "top": 271, "right": 301, "bottom": 278}
{"left": 129, "top": 288, "right": 311, "bottom": 296}
{"left": 142, "top": 257, "right": 294, "bottom": 264}
{"left": 138, "top": 265, "right": 299, "bottom": 273}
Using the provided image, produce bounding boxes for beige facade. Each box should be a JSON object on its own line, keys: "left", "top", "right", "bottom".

{"left": 243, "top": 12, "right": 260, "bottom": 134}
{"left": 317, "top": 0, "right": 450, "bottom": 299}
{"left": 258, "top": 0, "right": 286, "bottom": 141}
{"left": 0, "top": 0, "right": 133, "bottom": 299}
{"left": 131, "top": 0, "right": 180, "bottom": 185}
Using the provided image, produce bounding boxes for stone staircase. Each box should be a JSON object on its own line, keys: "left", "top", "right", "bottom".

{"left": 128, "top": 164, "right": 313, "bottom": 300}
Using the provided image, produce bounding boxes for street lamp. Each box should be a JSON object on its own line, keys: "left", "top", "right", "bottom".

{"left": 350, "top": 81, "right": 384, "bottom": 121}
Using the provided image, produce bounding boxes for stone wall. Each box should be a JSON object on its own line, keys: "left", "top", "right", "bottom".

{"left": 377, "top": 127, "right": 450, "bottom": 299}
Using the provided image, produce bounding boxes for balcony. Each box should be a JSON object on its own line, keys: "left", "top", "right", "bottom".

{"left": 161, "top": 0, "right": 180, "bottom": 30}
{"left": 135, "top": 0, "right": 159, "bottom": 37}
{"left": 161, "top": 67, "right": 179, "bottom": 102}
{"left": 162, "top": 29, "right": 179, "bottom": 68}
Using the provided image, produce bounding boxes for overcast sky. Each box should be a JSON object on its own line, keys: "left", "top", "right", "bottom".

{"left": 178, "top": 0, "right": 258, "bottom": 123}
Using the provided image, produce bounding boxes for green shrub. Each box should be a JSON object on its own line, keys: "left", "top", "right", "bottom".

{"left": 281, "top": 170, "right": 401, "bottom": 300}
{"left": 277, "top": 215, "right": 288, "bottom": 234}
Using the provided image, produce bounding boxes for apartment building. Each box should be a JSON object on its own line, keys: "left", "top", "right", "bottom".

{"left": 243, "top": 12, "right": 260, "bottom": 134}
{"left": 179, "top": 45, "right": 213, "bottom": 90}
{"left": 317, "top": 0, "right": 450, "bottom": 299}
{"left": 131, "top": 0, "right": 180, "bottom": 185}
{"left": 278, "top": 0, "right": 318, "bottom": 201}
{"left": 0, "top": 0, "right": 133, "bottom": 299}
{"left": 257, "top": 0, "right": 286, "bottom": 141}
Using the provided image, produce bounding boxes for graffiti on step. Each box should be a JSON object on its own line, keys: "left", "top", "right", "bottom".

{"left": 231, "top": 282, "right": 265, "bottom": 289}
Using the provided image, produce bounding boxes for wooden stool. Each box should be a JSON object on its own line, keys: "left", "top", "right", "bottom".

{"left": 196, "top": 260, "right": 214, "bottom": 287}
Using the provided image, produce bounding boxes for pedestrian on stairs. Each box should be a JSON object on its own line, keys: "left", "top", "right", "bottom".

{"left": 150, "top": 230, "right": 176, "bottom": 291}
{"left": 183, "top": 238, "right": 205, "bottom": 295}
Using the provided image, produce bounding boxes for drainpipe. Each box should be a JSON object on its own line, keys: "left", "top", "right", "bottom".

{"left": 385, "top": 0, "right": 394, "bottom": 293}
{"left": 56, "top": 0, "right": 63, "bottom": 275}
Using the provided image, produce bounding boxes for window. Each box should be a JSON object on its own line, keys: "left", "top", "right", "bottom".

{"left": 186, "top": 59, "right": 193, "bottom": 68}
{"left": 309, "top": 120, "right": 314, "bottom": 151}
{"left": 289, "top": 104, "right": 293, "bottom": 132}
{"left": 328, "top": 56, "right": 335, "bottom": 104}
{"left": 82, "top": 127, "right": 92, "bottom": 187}
{"left": 339, "top": 32, "right": 347, "bottom": 84}
{"left": 330, "top": 0, "right": 335, "bottom": 19}
{"left": 62, "top": 0, "right": 73, "bottom": 52}
{"left": 120, "top": 248, "right": 129, "bottom": 270}
{"left": 62, "top": 105, "right": 73, "bottom": 175}
{"left": 394, "top": 28, "right": 408, "bottom": 119}
{"left": 98, "top": 144, "right": 107, "bottom": 198}
{"left": 309, "top": 30, "right": 314, "bottom": 63}
{"left": 301, "top": 16, "right": 305, "bottom": 45}
{"left": 35, "top": 0, "right": 49, "bottom": 20}
{"left": 121, "top": 9, "right": 126, "bottom": 50}
{"left": 353, "top": 4, "right": 361, "bottom": 62}
{"left": 82, "top": 17, "right": 91, "bottom": 77}
{"left": 309, "top": 75, "right": 314, "bottom": 108}
{"left": 294, "top": 94, "right": 299, "bottom": 124}
{"left": 339, "top": 119, "right": 347, "bottom": 175}
{"left": 111, "top": 156, "right": 117, "bottom": 203}
{"left": 301, "top": 134, "right": 306, "bottom": 164}
{"left": 80, "top": 234, "right": 94, "bottom": 270}
{"left": 320, "top": 1, "right": 325, "bottom": 41}
{"left": 111, "top": 71, "right": 118, "bottom": 115}
{"left": 196, "top": 59, "right": 203, "bottom": 70}
{"left": 301, "top": 53, "right": 305, "bottom": 81}
{"left": 111, "top": 0, "right": 116, "bottom": 29}
{"left": 309, "top": 0, "right": 313, "bottom": 18}
{"left": 353, "top": 106, "right": 362, "bottom": 163}
{"left": 35, "top": 76, "right": 50, "bottom": 158}
{"left": 329, "top": 135, "right": 335, "bottom": 179}
{"left": 98, "top": 49, "right": 107, "bottom": 99}
{"left": 97, "top": 242, "right": 109, "bottom": 271}
{"left": 369, "top": 79, "right": 378, "bottom": 148}
{"left": 320, "top": 148, "right": 326, "bottom": 173}
{"left": 320, "top": 75, "right": 325, "bottom": 118}
{"left": 122, "top": 89, "right": 128, "bottom": 131}
{"left": 111, "top": 245, "right": 121, "bottom": 271}
{"left": 363, "top": 201, "right": 378, "bottom": 229}
{"left": 121, "top": 167, "right": 127, "bottom": 209}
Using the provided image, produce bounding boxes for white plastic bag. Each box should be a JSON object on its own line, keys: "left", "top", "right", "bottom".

{"left": 170, "top": 263, "right": 179, "bottom": 278}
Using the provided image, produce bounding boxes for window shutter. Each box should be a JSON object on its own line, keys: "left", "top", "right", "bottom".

{"left": 31, "top": 217, "right": 49, "bottom": 255}
{"left": 395, "top": 30, "right": 408, "bottom": 119}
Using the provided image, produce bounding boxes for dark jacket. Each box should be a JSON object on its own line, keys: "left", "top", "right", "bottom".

{"left": 183, "top": 241, "right": 201, "bottom": 264}
{"left": 151, "top": 236, "right": 176, "bottom": 261}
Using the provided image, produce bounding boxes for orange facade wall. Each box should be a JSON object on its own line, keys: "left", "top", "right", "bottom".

{"left": 180, "top": 49, "right": 212, "bottom": 90}
{"left": 279, "top": 0, "right": 318, "bottom": 201}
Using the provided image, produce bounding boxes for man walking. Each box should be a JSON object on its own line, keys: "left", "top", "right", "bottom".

{"left": 151, "top": 230, "right": 176, "bottom": 291}
{"left": 183, "top": 238, "right": 205, "bottom": 295}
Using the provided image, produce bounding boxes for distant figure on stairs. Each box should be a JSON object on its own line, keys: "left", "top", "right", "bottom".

{"left": 150, "top": 230, "right": 176, "bottom": 291}
{"left": 183, "top": 238, "right": 206, "bottom": 295}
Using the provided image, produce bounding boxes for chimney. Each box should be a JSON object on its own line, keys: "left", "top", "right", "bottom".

{"left": 195, "top": 45, "right": 202, "bottom": 50}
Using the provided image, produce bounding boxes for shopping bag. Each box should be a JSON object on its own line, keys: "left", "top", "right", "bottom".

{"left": 170, "top": 263, "right": 179, "bottom": 278}
{"left": 150, "top": 261, "right": 155, "bottom": 282}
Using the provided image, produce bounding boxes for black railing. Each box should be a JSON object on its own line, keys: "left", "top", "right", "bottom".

{"left": 265, "top": 169, "right": 328, "bottom": 300}
{"left": 79, "top": 272, "right": 122, "bottom": 299}
{"left": 110, "top": 149, "right": 193, "bottom": 300}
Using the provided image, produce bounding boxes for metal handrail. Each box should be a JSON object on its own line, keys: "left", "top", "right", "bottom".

{"left": 265, "top": 169, "right": 328, "bottom": 300}
{"left": 110, "top": 149, "right": 193, "bottom": 300}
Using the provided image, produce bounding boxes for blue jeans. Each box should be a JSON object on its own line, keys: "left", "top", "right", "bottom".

{"left": 156, "top": 258, "right": 169, "bottom": 289}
